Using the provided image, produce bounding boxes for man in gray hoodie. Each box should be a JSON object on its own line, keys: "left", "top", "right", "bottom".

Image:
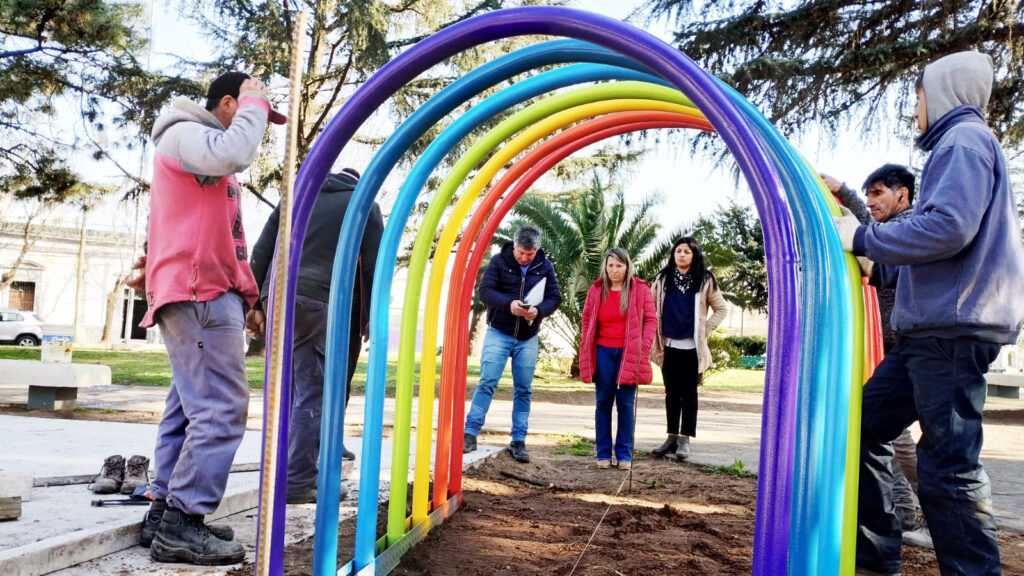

{"left": 836, "top": 52, "right": 1024, "bottom": 575}
{"left": 138, "top": 71, "right": 284, "bottom": 566}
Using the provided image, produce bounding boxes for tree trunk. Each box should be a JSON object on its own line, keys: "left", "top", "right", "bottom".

{"left": 101, "top": 275, "right": 129, "bottom": 345}
{"left": 73, "top": 207, "right": 88, "bottom": 344}
{"left": 570, "top": 350, "right": 581, "bottom": 378}
{"left": 0, "top": 214, "right": 42, "bottom": 291}
{"left": 467, "top": 307, "right": 485, "bottom": 351}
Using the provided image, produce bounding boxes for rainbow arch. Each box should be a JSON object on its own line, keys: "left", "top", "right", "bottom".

{"left": 255, "top": 7, "right": 876, "bottom": 576}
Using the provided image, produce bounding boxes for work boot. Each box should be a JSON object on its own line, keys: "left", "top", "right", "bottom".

{"left": 140, "top": 500, "right": 234, "bottom": 548}
{"left": 669, "top": 435, "right": 690, "bottom": 461}
{"left": 463, "top": 433, "right": 477, "bottom": 453}
{"left": 121, "top": 455, "right": 150, "bottom": 495}
{"left": 507, "top": 440, "right": 530, "bottom": 463}
{"left": 285, "top": 482, "right": 349, "bottom": 505}
{"left": 150, "top": 507, "right": 245, "bottom": 565}
{"left": 342, "top": 444, "right": 356, "bottom": 461}
{"left": 651, "top": 434, "right": 678, "bottom": 457}
{"left": 90, "top": 455, "right": 125, "bottom": 494}
{"left": 901, "top": 525, "right": 933, "bottom": 550}
{"left": 900, "top": 512, "right": 933, "bottom": 549}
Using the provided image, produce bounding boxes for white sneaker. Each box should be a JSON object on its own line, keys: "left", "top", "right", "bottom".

{"left": 901, "top": 526, "right": 934, "bottom": 550}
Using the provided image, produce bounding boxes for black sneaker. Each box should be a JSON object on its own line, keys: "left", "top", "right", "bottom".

{"left": 140, "top": 500, "right": 234, "bottom": 548}
{"left": 463, "top": 433, "right": 477, "bottom": 453}
{"left": 507, "top": 441, "right": 530, "bottom": 463}
{"left": 90, "top": 455, "right": 125, "bottom": 494}
{"left": 150, "top": 507, "right": 245, "bottom": 565}
{"left": 343, "top": 444, "right": 356, "bottom": 461}
{"left": 121, "top": 455, "right": 150, "bottom": 495}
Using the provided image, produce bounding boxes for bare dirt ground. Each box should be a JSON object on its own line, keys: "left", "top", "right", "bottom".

{"left": 232, "top": 436, "right": 1024, "bottom": 576}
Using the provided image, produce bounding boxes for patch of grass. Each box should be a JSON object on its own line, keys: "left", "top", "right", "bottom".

{"left": 703, "top": 458, "right": 754, "bottom": 478}
{"left": 701, "top": 369, "right": 766, "bottom": 392}
{"left": 0, "top": 347, "right": 604, "bottom": 397}
{"left": 0, "top": 345, "right": 266, "bottom": 388}
{"left": 550, "top": 432, "right": 595, "bottom": 457}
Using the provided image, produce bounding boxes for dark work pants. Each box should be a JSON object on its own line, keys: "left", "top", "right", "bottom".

{"left": 286, "top": 295, "right": 361, "bottom": 495}
{"left": 857, "top": 336, "right": 1001, "bottom": 576}
{"left": 661, "top": 347, "right": 699, "bottom": 437}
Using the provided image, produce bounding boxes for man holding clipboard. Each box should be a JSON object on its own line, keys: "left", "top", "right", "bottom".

{"left": 463, "top": 227, "right": 562, "bottom": 463}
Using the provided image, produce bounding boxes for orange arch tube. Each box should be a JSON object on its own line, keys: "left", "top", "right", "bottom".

{"left": 434, "top": 110, "right": 714, "bottom": 504}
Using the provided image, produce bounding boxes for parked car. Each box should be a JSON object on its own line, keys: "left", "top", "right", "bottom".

{"left": 0, "top": 308, "right": 45, "bottom": 346}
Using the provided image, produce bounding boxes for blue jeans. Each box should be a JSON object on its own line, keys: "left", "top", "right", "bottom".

{"left": 464, "top": 327, "right": 538, "bottom": 442}
{"left": 594, "top": 345, "right": 637, "bottom": 463}
{"left": 151, "top": 291, "right": 249, "bottom": 515}
{"left": 858, "top": 336, "right": 1001, "bottom": 575}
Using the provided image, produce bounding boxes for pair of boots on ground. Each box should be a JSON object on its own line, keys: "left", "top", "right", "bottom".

{"left": 652, "top": 434, "right": 691, "bottom": 460}
{"left": 90, "top": 454, "right": 151, "bottom": 495}
{"left": 463, "top": 433, "right": 530, "bottom": 463}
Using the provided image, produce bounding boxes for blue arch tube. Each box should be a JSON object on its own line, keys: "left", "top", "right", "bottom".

{"left": 270, "top": 9, "right": 802, "bottom": 576}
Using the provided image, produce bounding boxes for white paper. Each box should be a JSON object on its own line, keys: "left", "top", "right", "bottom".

{"left": 523, "top": 277, "right": 546, "bottom": 306}
{"left": 522, "top": 278, "right": 545, "bottom": 325}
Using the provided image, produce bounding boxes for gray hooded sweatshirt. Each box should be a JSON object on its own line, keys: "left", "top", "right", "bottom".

{"left": 852, "top": 51, "right": 1024, "bottom": 344}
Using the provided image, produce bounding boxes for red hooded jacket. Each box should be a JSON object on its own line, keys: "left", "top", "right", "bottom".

{"left": 579, "top": 278, "right": 657, "bottom": 385}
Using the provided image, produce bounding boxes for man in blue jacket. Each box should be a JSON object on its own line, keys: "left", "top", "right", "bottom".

{"left": 836, "top": 51, "right": 1024, "bottom": 576}
{"left": 463, "top": 226, "right": 561, "bottom": 463}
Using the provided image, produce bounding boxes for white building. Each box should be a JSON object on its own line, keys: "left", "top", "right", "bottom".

{"left": 0, "top": 200, "right": 145, "bottom": 343}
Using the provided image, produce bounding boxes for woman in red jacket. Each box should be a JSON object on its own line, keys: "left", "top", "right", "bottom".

{"left": 579, "top": 248, "right": 657, "bottom": 470}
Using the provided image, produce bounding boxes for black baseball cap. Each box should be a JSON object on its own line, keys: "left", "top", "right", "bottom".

{"left": 205, "top": 71, "right": 287, "bottom": 125}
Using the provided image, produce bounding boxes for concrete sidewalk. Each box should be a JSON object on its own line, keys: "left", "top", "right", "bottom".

{"left": 0, "top": 408, "right": 499, "bottom": 576}
{"left": 1, "top": 382, "right": 1022, "bottom": 574}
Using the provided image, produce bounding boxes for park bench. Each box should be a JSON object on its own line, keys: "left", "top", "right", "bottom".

{"left": 0, "top": 359, "right": 111, "bottom": 410}
{"left": 987, "top": 372, "right": 1024, "bottom": 400}
{"left": 737, "top": 355, "right": 767, "bottom": 370}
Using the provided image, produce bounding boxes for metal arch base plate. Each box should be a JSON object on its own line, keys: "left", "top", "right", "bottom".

{"left": 337, "top": 492, "right": 462, "bottom": 576}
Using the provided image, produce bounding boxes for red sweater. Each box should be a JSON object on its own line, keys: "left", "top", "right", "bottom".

{"left": 596, "top": 290, "right": 627, "bottom": 347}
{"left": 579, "top": 278, "right": 657, "bottom": 385}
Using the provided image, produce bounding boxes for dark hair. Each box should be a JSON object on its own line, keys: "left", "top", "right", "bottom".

{"left": 657, "top": 237, "right": 715, "bottom": 291}
{"left": 862, "top": 163, "right": 916, "bottom": 205}
{"left": 205, "top": 71, "right": 250, "bottom": 111}
{"left": 514, "top": 226, "right": 541, "bottom": 250}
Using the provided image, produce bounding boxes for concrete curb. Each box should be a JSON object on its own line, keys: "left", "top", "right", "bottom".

{"left": 0, "top": 479, "right": 259, "bottom": 576}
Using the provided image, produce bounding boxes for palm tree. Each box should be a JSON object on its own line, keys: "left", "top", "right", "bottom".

{"left": 493, "top": 173, "right": 676, "bottom": 375}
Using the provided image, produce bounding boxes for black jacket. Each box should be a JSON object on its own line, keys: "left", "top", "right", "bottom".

{"left": 249, "top": 171, "right": 384, "bottom": 335}
{"left": 478, "top": 242, "right": 561, "bottom": 341}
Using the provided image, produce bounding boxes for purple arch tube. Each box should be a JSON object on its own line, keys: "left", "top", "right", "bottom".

{"left": 259, "top": 7, "right": 801, "bottom": 575}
